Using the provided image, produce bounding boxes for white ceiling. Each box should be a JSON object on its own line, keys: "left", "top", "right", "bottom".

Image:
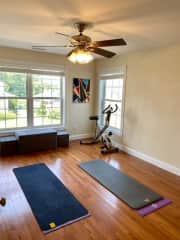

{"left": 0, "top": 0, "right": 180, "bottom": 57}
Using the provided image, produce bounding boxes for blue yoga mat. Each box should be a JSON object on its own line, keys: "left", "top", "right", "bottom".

{"left": 13, "top": 163, "right": 89, "bottom": 233}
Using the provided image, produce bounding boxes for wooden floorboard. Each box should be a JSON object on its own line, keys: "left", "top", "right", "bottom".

{"left": 0, "top": 140, "right": 180, "bottom": 240}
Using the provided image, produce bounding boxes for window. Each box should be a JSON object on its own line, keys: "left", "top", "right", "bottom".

{"left": 32, "top": 74, "right": 62, "bottom": 127}
{"left": 99, "top": 72, "right": 125, "bottom": 134}
{"left": 0, "top": 71, "right": 27, "bottom": 129}
{"left": 0, "top": 68, "right": 65, "bottom": 131}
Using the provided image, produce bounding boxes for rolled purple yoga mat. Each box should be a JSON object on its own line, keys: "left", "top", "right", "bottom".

{"left": 137, "top": 198, "right": 172, "bottom": 216}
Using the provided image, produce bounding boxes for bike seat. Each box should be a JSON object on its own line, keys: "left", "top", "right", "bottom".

{"left": 89, "top": 115, "right": 99, "bottom": 121}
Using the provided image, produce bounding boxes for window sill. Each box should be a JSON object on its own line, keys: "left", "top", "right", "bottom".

{"left": 0, "top": 125, "right": 66, "bottom": 137}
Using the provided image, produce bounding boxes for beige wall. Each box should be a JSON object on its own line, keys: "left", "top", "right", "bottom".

{"left": 96, "top": 44, "right": 180, "bottom": 169}
{"left": 0, "top": 46, "right": 95, "bottom": 136}
{"left": 2, "top": 44, "right": 180, "bottom": 170}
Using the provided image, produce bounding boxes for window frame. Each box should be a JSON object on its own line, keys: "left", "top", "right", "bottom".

{"left": 31, "top": 73, "right": 63, "bottom": 128}
{"left": 0, "top": 67, "right": 65, "bottom": 133}
{"left": 98, "top": 72, "right": 126, "bottom": 136}
{"left": 0, "top": 71, "right": 28, "bottom": 130}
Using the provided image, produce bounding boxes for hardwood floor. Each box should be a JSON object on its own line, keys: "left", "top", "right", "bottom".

{"left": 0, "top": 140, "right": 180, "bottom": 240}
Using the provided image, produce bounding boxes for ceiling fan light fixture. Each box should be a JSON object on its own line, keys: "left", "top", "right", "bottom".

{"left": 68, "top": 48, "right": 93, "bottom": 64}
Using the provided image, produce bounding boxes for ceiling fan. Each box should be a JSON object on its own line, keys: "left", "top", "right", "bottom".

{"left": 32, "top": 22, "right": 127, "bottom": 63}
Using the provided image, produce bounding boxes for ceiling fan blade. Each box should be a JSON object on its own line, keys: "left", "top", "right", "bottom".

{"left": 66, "top": 50, "right": 74, "bottom": 57}
{"left": 55, "top": 32, "right": 71, "bottom": 37}
{"left": 88, "top": 47, "right": 116, "bottom": 58}
{"left": 93, "top": 38, "right": 127, "bottom": 47}
{"left": 32, "top": 45, "right": 73, "bottom": 48}
{"left": 32, "top": 47, "right": 46, "bottom": 51}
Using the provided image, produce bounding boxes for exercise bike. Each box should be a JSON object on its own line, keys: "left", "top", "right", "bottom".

{"left": 101, "top": 130, "right": 119, "bottom": 154}
{"left": 80, "top": 104, "right": 119, "bottom": 154}
{"left": 0, "top": 197, "right": 6, "bottom": 206}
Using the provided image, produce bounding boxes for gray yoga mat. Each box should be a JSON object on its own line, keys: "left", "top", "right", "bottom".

{"left": 79, "top": 159, "right": 162, "bottom": 209}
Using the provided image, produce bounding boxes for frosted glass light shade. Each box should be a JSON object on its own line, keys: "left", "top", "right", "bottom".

{"left": 68, "top": 48, "right": 93, "bottom": 64}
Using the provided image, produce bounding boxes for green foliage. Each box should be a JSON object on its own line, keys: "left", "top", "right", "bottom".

{"left": 0, "top": 111, "right": 16, "bottom": 120}
{"left": 32, "top": 77, "right": 52, "bottom": 96}
{"left": 0, "top": 72, "right": 52, "bottom": 97}
{"left": 33, "top": 80, "right": 44, "bottom": 96}
{"left": 0, "top": 72, "right": 26, "bottom": 97}
{"left": 48, "top": 109, "right": 60, "bottom": 119}
{"left": 8, "top": 99, "right": 26, "bottom": 112}
{"left": 36, "top": 101, "right": 47, "bottom": 117}
{"left": 9, "top": 99, "right": 17, "bottom": 112}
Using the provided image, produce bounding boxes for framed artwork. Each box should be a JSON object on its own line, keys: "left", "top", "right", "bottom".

{"left": 73, "top": 78, "right": 90, "bottom": 103}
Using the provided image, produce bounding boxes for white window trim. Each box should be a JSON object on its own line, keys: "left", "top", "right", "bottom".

{"left": 98, "top": 66, "right": 126, "bottom": 137}
{"left": 0, "top": 66, "right": 66, "bottom": 136}
{"left": 0, "top": 58, "right": 65, "bottom": 73}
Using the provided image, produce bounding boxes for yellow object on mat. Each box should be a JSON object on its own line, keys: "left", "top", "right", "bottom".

{"left": 49, "top": 222, "right": 56, "bottom": 228}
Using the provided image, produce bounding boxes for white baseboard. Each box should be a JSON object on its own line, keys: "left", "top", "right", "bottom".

{"left": 70, "top": 133, "right": 93, "bottom": 141}
{"left": 69, "top": 135, "right": 180, "bottom": 176}
{"left": 112, "top": 140, "right": 180, "bottom": 177}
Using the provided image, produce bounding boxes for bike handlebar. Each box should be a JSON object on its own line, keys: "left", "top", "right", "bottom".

{"left": 111, "top": 104, "right": 118, "bottom": 113}
{"left": 102, "top": 105, "right": 111, "bottom": 114}
{"left": 102, "top": 104, "right": 118, "bottom": 114}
